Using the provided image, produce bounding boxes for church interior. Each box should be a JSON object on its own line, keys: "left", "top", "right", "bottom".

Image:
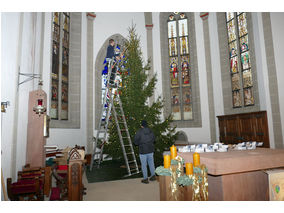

{"left": 1, "top": 7, "right": 284, "bottom": 205}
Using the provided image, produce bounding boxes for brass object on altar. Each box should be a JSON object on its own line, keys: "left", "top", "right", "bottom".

{"left": 169, "top": 156, "right": 184, "bottom": 200}
{"left": 200, "top": 164, "right": 209, "bottom": 201}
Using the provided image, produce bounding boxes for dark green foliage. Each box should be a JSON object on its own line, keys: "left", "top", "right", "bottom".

{"left": 104, "top": 25, "right": 177, "bottom": 166}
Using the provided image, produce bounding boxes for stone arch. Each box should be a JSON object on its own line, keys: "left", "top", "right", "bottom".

{"left": 174, "top": 130, "right": 189, "bottom": 145}
{"left": 94, "top": 34, "right": 127, "bottom": 128}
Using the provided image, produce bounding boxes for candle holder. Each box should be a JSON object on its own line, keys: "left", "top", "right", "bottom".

{"left": 32, "top": 80, "right": 46, "bottom": 116}
{"left": 33, "top": 98, "right": 46, "bottom": 116}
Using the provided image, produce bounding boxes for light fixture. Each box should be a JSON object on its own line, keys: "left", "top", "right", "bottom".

{"left": 33, "top": 80, "right": 46, "bottom": 116}
{"left": 33, "top": 98, "right": 46, "bottom": 116}
{"left": 1, "top": 101, "right": 10, "bottom": 113}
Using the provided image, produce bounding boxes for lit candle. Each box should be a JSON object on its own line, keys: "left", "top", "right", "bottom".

{"left": 193, "top": 152, "right": 200, "bottom": 167}
{"left": 185, "top": 162, "right": 193, "bottom": 175}
{"left": 164, "top": 155, "right": 171, "bottom": 169}
{"left": 38, "top": 99, "right": 43, "bottom": 106}
{"left": 170, "top": 145, "right": 177, "bottom": 160}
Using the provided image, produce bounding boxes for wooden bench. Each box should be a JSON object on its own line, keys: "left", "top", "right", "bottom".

{"left": 7, "top": 165, "right": 51, "bottom": 201}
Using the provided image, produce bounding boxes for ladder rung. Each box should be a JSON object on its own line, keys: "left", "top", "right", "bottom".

{"left": 126, "top": 152, "right": 134, "bottom": 155}
{"left": 128, "top": 160, "right": 136, "bottom": 164}
{"left": 130, "top": 168, "right": 139, "bottom": 172}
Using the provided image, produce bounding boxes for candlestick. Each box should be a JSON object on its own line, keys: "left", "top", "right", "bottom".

{"left": 193, "top": 152, "right": 200, "bottom": 167}
{"left": 164, "top": 155, "right": 171, "bottom": 169}
{"left": 170, "top": 145, "right": 177, "bottom": 160}
{"left": 185, "top": 162, "right": 193, "bottom": 175}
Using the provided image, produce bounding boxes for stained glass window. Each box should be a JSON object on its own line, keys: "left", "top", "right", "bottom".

{"left": 226, "top": 12, "right": 254, "bottom": 108}
{"left": 51, "top": 12, "right": 70, "bottom": 120}
{"left": 168, "top": 13, "right": 192, "bottom": 121}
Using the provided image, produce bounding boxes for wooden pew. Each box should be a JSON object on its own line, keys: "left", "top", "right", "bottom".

{"left": 7, "top": 177, "right": 41, "bottom": 201}
{"left": 19, "top": 165, "right": 52, "bottom": 197}
{"left": 7, "top": 165, "right": 52, "bottom": 201}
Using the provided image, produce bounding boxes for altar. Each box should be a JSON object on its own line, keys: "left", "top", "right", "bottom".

{"left": 178, "top": 148, "right": 284, "bottom": 201}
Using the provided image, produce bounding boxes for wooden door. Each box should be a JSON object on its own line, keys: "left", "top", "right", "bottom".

{"left": 217, "top": 111, "right": 269, "bottom": 146}
{"left": 252, "top": 112, "right": 270, "bottom": 148}
{"left": 238, "top": 114, "right": 254, "bottom": 142}
{"left": 225, "top": 116, "right": 239, "bottom": 144}
{"left": 218, "top": 118, "right": 226, "bottom": 143}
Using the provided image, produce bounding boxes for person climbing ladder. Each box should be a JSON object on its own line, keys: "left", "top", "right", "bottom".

{"left": 105, "top": 39, "right": 123, "bottom": 87}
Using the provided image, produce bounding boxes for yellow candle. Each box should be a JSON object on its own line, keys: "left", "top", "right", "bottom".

{"left": 164, "top": 155, "right": 171, "bottom": 169}
{"left": 170, "top": 145, "right": 177, "bottom": 160}
{"left": 185, "top": 162, "right": 193, "bottom": 175}
{"left": 193, "top": 152, "right": 200, "bottom": 167}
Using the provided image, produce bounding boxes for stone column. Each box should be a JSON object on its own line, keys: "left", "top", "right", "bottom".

{"left": 144, "top": 12, "right": 155, "bottom": 104}
{"left": 86, "top": 12, "right": 95, "bottom": 153}
{"left": 262, "top": 13, "right": 283, "bottom": 148}
{"left": 200, "top": 12, "right": 216, "bottom": 142}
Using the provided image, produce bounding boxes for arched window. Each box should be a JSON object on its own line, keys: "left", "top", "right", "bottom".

{"left": 50, "top": 12, "right": 82, "bottom": 129}
{"left": 168, "top": 13, "right": 192, "bottom": 121}
{"left": 51, "top": 12, "right": 70, "bottom": 120}
{"left": 94, "top": 34, "right": 126, "bottom": 128}
{"left": 160, "top": 12, "right": 201, "bottom": 128}
{"left": 226, "top": 12, "right": 254, "bottom": 108}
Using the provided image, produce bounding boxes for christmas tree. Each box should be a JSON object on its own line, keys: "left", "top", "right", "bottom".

{"left": 104, "top": 26, "right": 177, "bottom": 166}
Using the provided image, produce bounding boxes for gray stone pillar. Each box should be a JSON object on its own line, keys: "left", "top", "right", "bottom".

{"left": 86, "top": 12, "right": 95, "bottom": 153}
{"left": 262, "top": 13, "right": 283, "bottom": 148}
{"left": 144, "top": 12, "right": 155, "bottom": 104}
{"left": 200, "top": 12, "right": 216, "bottom": 143}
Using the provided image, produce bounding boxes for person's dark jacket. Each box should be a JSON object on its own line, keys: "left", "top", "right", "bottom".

{"left": 134, "top": 127, "right": 155, "bottom": 154}
{"left": 106, "top": 45, "right": 115, "bottom": 59}
{"left": 106, "top": 45, "right": 120, "bottom": 59}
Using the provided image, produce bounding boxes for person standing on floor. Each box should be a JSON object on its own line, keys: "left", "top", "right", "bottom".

{"left": 134, "top": 120, "right": 156, "bottom": 184}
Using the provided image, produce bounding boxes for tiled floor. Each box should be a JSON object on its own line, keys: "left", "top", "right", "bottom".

{"left": 82, "top": 172, "right": 160, "bottom": 201}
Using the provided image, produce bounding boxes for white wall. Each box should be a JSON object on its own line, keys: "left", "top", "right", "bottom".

{"left": 1, "top": 12, "right": 21, "bottom": 199}
{"left": 1, "top": 13, "right": 45, "bottom": 183}
{"left": 93, "top": 12, "right": 147, "bottom": 63}
{"left": 152, "top": 12, "right": 163, "bottom": 102}
{"left": 16, "top": 12, "right": 41, "bottom": 174}
{"left": 270, "top": 12, "right": 284, "bottom": 146}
